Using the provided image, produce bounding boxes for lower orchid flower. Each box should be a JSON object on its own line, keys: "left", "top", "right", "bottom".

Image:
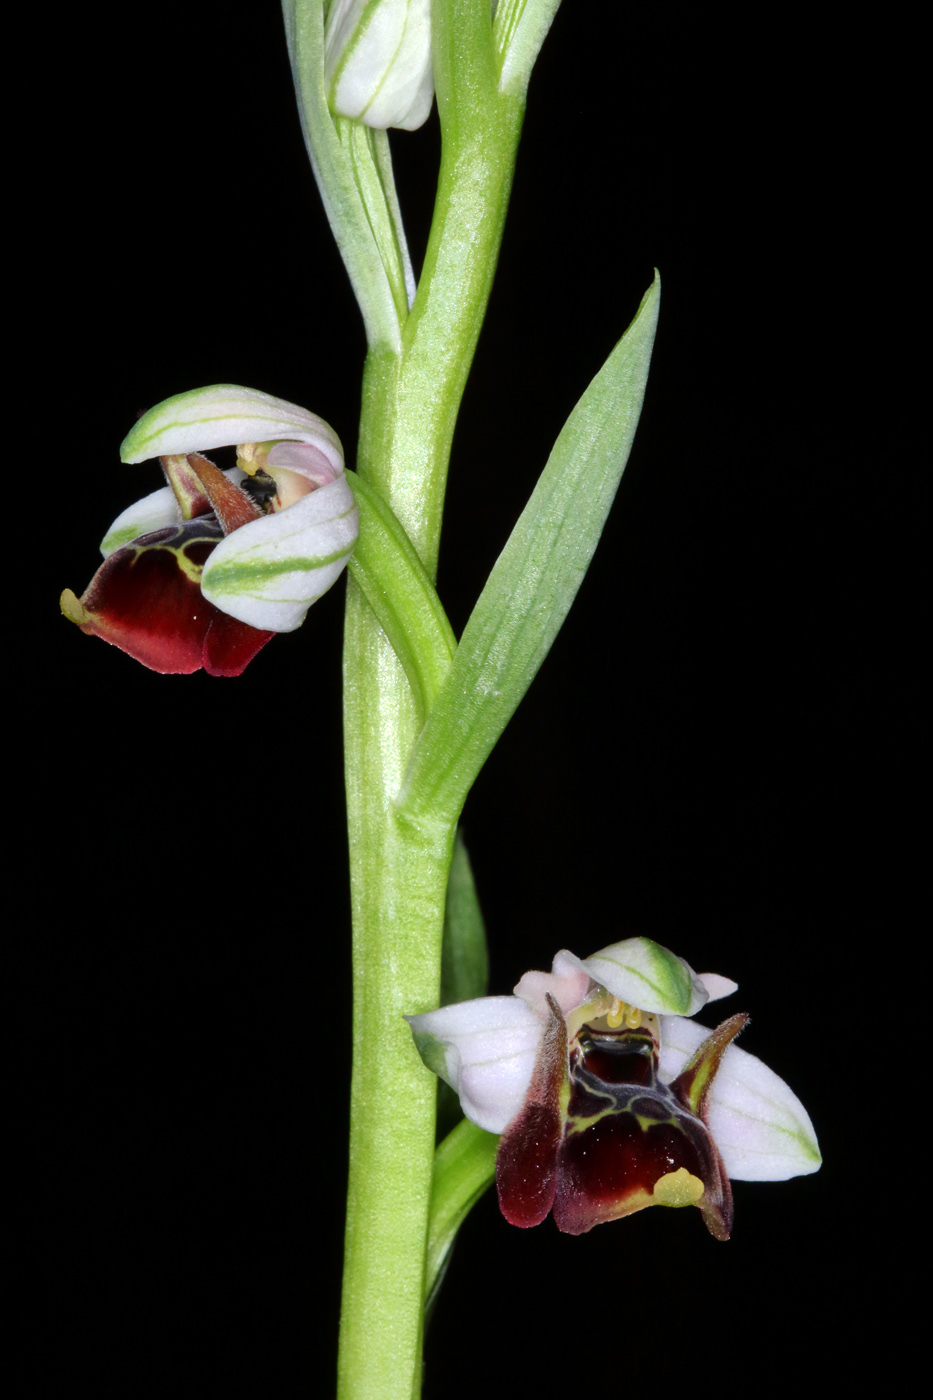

{"left": 61, "top": 385, "right": 359, "bottom": 676}
{"left": 407, "top": 937, "right": 820, "bottom": 1238}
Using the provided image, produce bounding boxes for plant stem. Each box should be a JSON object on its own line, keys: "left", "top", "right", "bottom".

{"left": 337, "top": 6, "right": 527, "bottom": 1393}
{"left": 338, "top": 624, "right": 452, "bottom": 1396}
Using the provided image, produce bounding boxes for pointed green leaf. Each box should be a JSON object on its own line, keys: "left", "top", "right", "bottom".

{"left": 494, "top": 0, "right": 563, "bottom": 97}
{"left": 397, "top": 274, "right": 660, "bottom": 829}
{"left": 345, "top": 470, "right": 456, "bottom": 721}
{"left": 425, "top": 1117, "right": 498, "bottom": 1314}
{"left": 441, "top": 833, "right": 489, "bottom": 1007}
{"left": 283, "top": 0, "right": 408, "bottom": 349}
{"left": 437, "top": 833, "right": 490, "bottom": 1136}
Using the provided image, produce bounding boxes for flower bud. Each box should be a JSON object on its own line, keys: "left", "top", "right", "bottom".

{"left": 324, "top": 0, "right": 434, "bottom": 131}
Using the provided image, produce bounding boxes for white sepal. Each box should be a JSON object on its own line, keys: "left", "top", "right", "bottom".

{"left": 659, "top": 1016, "right": 822, "bottom": 1181}
{"left": 582, "top": 937, "right": 710, "bottom": 1016}
{"left": 406, "top": 996, "right": 542, "bottom": 1134}
{"left": 121, "top": 385, "right": 344, "bottom": 477}
{"left": 325, "top": 0, "right": 434, "bottom": 131}
{"left": 200, "top": 474, "right": 359, "bottom": 631}
{"left": 99, "top": 468, "right": 246, "bottom": 558}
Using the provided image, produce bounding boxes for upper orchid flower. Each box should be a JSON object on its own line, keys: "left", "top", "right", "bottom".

{"left": 61, "top": 386, "right": 359, "bottom": 676}
{"left": 324, "top": 0, "right": 434, "bottom": 131}
{"left": 408, "top": 937, "right": 820, "bottom": 1238}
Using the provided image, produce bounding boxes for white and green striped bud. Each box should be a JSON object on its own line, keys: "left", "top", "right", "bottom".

{"left": 120, "top": 385, "right": 358, "bottom": 633}
{"left": 324, "top": 0, "right": 434, "bottom": 131}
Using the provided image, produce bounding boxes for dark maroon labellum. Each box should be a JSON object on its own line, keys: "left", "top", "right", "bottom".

{"left": 69, "top": 517, "right": 274, "bottom": 676}
{"left": 496, "top": 1016, "right": 738, "bottom": 1240}
{"left": 553, "top": 1028, "right": 731, "bottom": 1236}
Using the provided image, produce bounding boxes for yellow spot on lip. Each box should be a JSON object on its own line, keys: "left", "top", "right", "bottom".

{"left": 653, "top": 1168, "right": 705, "bottom": 1208}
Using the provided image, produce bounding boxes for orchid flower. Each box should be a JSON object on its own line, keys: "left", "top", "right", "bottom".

{"left": 408, "top": 937, "right": 820, "bottom": 1238}
{"left": 61, "top": 386, "right": 359, "bottom": 676}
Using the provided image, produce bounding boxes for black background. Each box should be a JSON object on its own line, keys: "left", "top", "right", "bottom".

{"left": 19, "top": 2, "right": 914, "bottom": 1393}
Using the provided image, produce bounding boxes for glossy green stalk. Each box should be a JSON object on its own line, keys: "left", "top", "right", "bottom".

{"left": 337, "top": 4, "right": 528, "bottom": 1396}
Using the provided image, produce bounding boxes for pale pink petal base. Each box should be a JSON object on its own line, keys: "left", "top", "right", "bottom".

{"left": 513, "top": 950, "right": 591, "bottom": 1020}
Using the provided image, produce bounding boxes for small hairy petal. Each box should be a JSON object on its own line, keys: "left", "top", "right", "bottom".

{"left": 496, "top": 996, "right": 567, "bottom": 1228}
{"left": 659, "top": 1016, "right": 821, "bottom": 1181}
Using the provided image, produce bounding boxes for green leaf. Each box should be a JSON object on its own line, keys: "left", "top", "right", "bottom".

{"left": 345, "top": 470, "right": 457, "bottom": 722}
{"left": 441, "top": 833, "right": 489, "bottom": 1007}
{"left": 281, "top": 0, "right": 405, "bottom": 350}
{"left": 333, "top": 118, "right": 414, "bottom": 325}
{"left": 397, "top": 273, "right": 660, "bottom": 828}
{"left": 425, "top": 1117, "right": 498, "bottom": 1315}
{"left": 437, "top": 832, "right": 489, "bottom": 1137}
{"left": 494, "top": 0, "right": 563, "bottom": 96}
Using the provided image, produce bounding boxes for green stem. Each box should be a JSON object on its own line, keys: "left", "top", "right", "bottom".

{"left": 357, "top": 6, "right": 525, "bottom": 575}
{"left": 338, "top": 633, "right": 452, "bottom": 1394}
{"left": 337, "top": 5, "right": 527, "bottom": 1396}
{"left": 336, "top": 4, "right": 533, "bottom": 1394}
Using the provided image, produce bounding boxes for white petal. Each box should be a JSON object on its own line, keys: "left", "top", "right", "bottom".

{"left": 406, "top": 995, "right": 541, "bottom": 1134}
{"left": 200, "top": 474, "right": 359, "bottom": 631}
{"left": 513, "top": 949, "right": 592, "bottom": 1020}
{"left": 120, "top": 385, "right": 344, "bottom": 477}
{"left": 699, "top": 972, "right": 739, "bottom": 1002}
{"left": 325, "top": 0, "right": 434, "bottom": 131}
{"left": 659, "top": 1016, "right": 821, "bottom": 1181}
{"left": 99, "top": 468, "right": 246, "bottom": 558}
{"left": 582, "top": 937, "right": 709, "bottom": 1016}
{"left": 99, "top": 483, "right": 180, "bottom": 557}
{"left": 267, "top": 441, "right": 337, "bottom": 486}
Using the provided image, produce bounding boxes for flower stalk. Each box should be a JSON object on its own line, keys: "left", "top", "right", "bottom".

{"left": 334, "top": 3, "right": 528, "bottom": 1393}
